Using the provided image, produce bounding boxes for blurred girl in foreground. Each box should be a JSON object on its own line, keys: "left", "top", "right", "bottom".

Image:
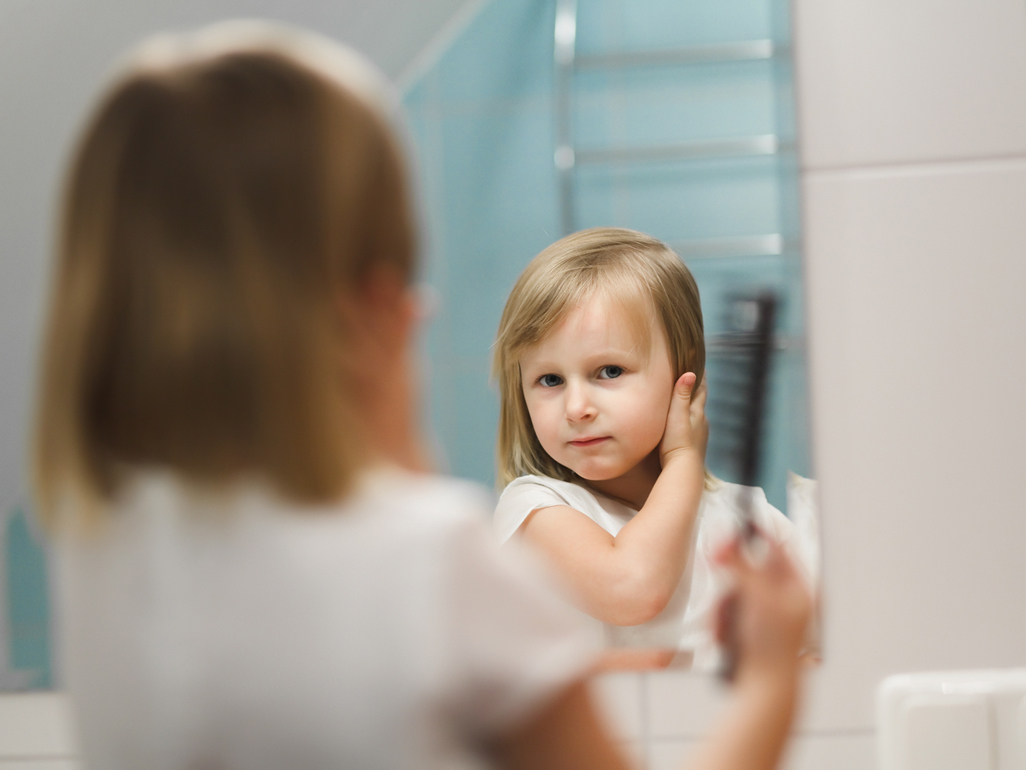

{"left": 33, "top": 21, "right": 810, "bottom": 770}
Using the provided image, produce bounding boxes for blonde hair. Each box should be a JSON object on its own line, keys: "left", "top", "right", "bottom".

{"left": 493, "top": 227, "right": 708, "bottom": 488}
{"left": 33, "top": 24, "right": 415, "bottom": 527}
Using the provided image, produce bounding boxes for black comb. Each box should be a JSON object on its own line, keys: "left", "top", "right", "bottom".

{"left": 708, "top": 291, "right": 778, "bottom": 680}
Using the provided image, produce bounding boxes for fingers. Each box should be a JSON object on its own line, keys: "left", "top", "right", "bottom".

{"left": 713, "top": 531, "right": 791, "bottom": 577}
{"left": 688, "top": 377, "right": 710, "bottom": 461}
{"left": 712, "top": 535, "right": 743, "bottom": 568}
{"left": 667, "top": 373, "right": 699, "bottom": 425}
{"left": 675, "top": 372, "right": 697, "bottom": 401}
{"left": 761, "top": 537, "right": 797, "bottom": 579}
{"left": 691, "top": 377, "right": 708, "bottom": 413}
{"left": 713, "top": 534, "right": 812, "bottom": 680}
{"left": 714, "top": 590, "right": 739, "bottom": 645}
{"left": 659, "top": 373, "right": 702, "bottom": 464}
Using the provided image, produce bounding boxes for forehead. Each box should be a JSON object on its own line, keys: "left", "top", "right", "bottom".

{"left": 526, "top": 288, "right": 661, "bottom": 360}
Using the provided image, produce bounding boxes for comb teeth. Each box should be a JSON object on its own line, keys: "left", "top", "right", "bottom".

{"left": 705, "top": 291, "right": 778, "bottom": 489}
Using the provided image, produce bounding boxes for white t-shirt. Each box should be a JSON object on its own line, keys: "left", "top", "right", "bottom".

{"left": 494, "top": 474, "right": 810, "bottom": 670}
{"left": 56, "top": 468, "right": 595, "bottom": 770}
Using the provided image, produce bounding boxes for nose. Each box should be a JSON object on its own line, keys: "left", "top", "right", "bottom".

{"left": 564, "top": 379, "right": 596, "bottom": 423}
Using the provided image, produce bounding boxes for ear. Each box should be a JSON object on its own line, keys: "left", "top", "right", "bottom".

{"left": 340, "top": 266, "right": 417, "bottom": 352}
{"left": 338, "top": 268, "right": 431, "bottom": 472}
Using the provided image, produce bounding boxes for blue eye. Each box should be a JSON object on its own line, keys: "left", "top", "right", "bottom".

{"left": 598, "top": 365, "right": 624, "bottom": 379}
{"left": 539, "top": 374, "right": 563, "bottom": 387}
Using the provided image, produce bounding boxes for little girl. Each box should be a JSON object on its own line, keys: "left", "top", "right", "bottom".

{"left": 493, "top": 227, "right": 810, "bottom": 669}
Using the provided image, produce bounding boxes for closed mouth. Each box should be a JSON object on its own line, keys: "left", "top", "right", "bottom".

{"left": 569, "top": 436, "right": 609, "bottom": 447}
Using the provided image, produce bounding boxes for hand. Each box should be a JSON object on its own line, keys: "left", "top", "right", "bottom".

{"left": 713, "top": 536, "right": 812, "bottom": 684}
{"left": 659, "top": 373, "right": 709, "bottom": 467}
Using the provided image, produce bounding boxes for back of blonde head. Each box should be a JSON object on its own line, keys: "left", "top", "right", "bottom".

{"left": 493, "top": 227, "right": 705, "bottom": 488}
{"left": 33, "top": 23, "right": 416, "bottom": 527}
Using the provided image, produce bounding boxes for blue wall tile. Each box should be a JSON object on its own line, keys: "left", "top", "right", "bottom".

{"left": 434, "top": 0, "right": 554, "bottom": 104}
{"left": 574, "top": 156, "right": 781, "bottom": 242}
{"left": 4, "top": 504, "right": 52, "bottom": 690}
{"left": 573, "top": 61, "right": 776, "bottom": 148}
{"left": 576, "top": 0, "right": 772, "bottom": 52}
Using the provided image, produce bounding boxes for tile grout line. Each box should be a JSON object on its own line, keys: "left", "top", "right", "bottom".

{"left": 802, "top": 150, "right": 1026, "bottom": 178}
{"left": 644, "top": 727, "right": 876, "bottom": 744}
{"left": 640, "top": 671, "right": 651, "bottom": 769}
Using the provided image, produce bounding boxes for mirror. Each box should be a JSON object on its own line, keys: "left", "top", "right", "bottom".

{"left": 401, "top": 0, "right": 819, "bottom": 671}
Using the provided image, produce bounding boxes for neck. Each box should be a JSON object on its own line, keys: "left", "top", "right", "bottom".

{"left": 582, "top": 449, "right": 662, "bottom": 511}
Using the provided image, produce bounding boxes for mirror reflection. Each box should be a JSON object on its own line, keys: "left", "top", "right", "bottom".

{"left": 401, "top": 0, "right": 819, "bottom": 671}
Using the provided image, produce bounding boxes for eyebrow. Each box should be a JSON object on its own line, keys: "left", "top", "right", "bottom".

{"left": 520, "top": 343, "right": 645, "bottom": 370}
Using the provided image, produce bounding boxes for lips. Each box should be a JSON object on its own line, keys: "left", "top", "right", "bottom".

{"left": 569, "top": 436, "right": 610, "bottom": 447}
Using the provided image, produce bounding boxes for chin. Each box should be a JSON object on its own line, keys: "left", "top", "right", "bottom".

{"left": 568, "top": 463, "right": 631, "bottom": 482}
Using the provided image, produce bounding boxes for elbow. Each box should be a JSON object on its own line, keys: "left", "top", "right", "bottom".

{"left": 600, "top": 575, "right": 674, "bottom": 626}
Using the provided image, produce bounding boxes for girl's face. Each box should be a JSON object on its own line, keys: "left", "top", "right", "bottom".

{"left": 519, "top": 291, "right": 675, "bottom": 496}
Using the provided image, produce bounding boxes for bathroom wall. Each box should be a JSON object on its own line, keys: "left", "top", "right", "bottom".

{"left": 600, "top": 0, "right": 1026, "bottom": 765}
{"left": 791, "top": 0, "right": 1026, "bottom": 745}
{"left": 406, "top": 0, "right": 1026, "bottom": 767}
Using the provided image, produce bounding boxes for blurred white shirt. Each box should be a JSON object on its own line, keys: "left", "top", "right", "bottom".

{"left": 57, "top": 468, "right": 594, "bottom": 770}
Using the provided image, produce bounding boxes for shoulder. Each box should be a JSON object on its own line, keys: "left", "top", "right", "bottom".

{"left": 498, "top": 474, "right": 582, "bottom": 504}
{"left": 88, "top": 469, "right": 497, "bottom": 568}
{"left": 352, "top": 468, "right": 495, "bottom": 530}
{"left": 494, "top": 475, "right": 599, "bottom": 543}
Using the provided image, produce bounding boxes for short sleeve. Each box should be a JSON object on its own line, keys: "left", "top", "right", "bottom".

{"left": 493, "top": 478, "right": 570, "bottom": 543}
{"left": 439, "top": 515, "right": 598, "bottom": 737}
{"left": 785, "top": 473, "right": 821, "bottom": 586}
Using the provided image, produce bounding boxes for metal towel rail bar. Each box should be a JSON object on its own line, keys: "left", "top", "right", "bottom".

{"left": 553, "top": 0, "right": 787, "bottom": 240}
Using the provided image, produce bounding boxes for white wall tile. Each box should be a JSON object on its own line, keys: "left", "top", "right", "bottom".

{"left": 648, "top": 731, "right": 874, "bottom": 770}
{"left": 647, "top": 730, "right": 876, "bottom": 770}
{"left": 798, "top": 159, "right": 1026, "bottom": 732}
{"left": 645, "top": 671, "right": 729, "bottom": 739}
{"left": 646, "top": 738, "right": 700, "bottom": 770}
{"left": 792, "top": 0, "right": 1026, "bottom": 169}
{"left": 781, "top": 732, "right": 875, "bottom": 770}
{"left": 591, "top": 672, "right": 645, "bottom": 742}
{"left": 0, "top": 694, "right": 77, "bottom": 758}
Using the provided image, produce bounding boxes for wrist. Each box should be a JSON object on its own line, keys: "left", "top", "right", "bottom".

{"left": 734, "top": 658, "right": 802, "bottom": 701}
{"left": 659, "top": 445, "right": 703, "bottom": 470}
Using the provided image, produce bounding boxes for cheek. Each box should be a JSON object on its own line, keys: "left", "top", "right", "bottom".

{"left": 524, "top": 397, "right": 557, "bottom": 441}
{"left": 529, "top": 408, "right": 566, "bottom": 461}
{"left": 625, "top": 388, "right": 672, "bottom": 447}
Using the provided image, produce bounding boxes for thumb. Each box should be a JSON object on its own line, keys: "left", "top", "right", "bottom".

{"left": 674, "top": 372, "right": 697, "bottom": 404}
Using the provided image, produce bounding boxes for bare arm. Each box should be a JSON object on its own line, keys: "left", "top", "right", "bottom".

{"left": 520, "top": 374, "right": 708, "bottom": 625}
{"left": 491, "top": 539, "right": 812, "bottom": 770}
{"left": 489, "top": 680, "right": 629, "bottom": 770}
